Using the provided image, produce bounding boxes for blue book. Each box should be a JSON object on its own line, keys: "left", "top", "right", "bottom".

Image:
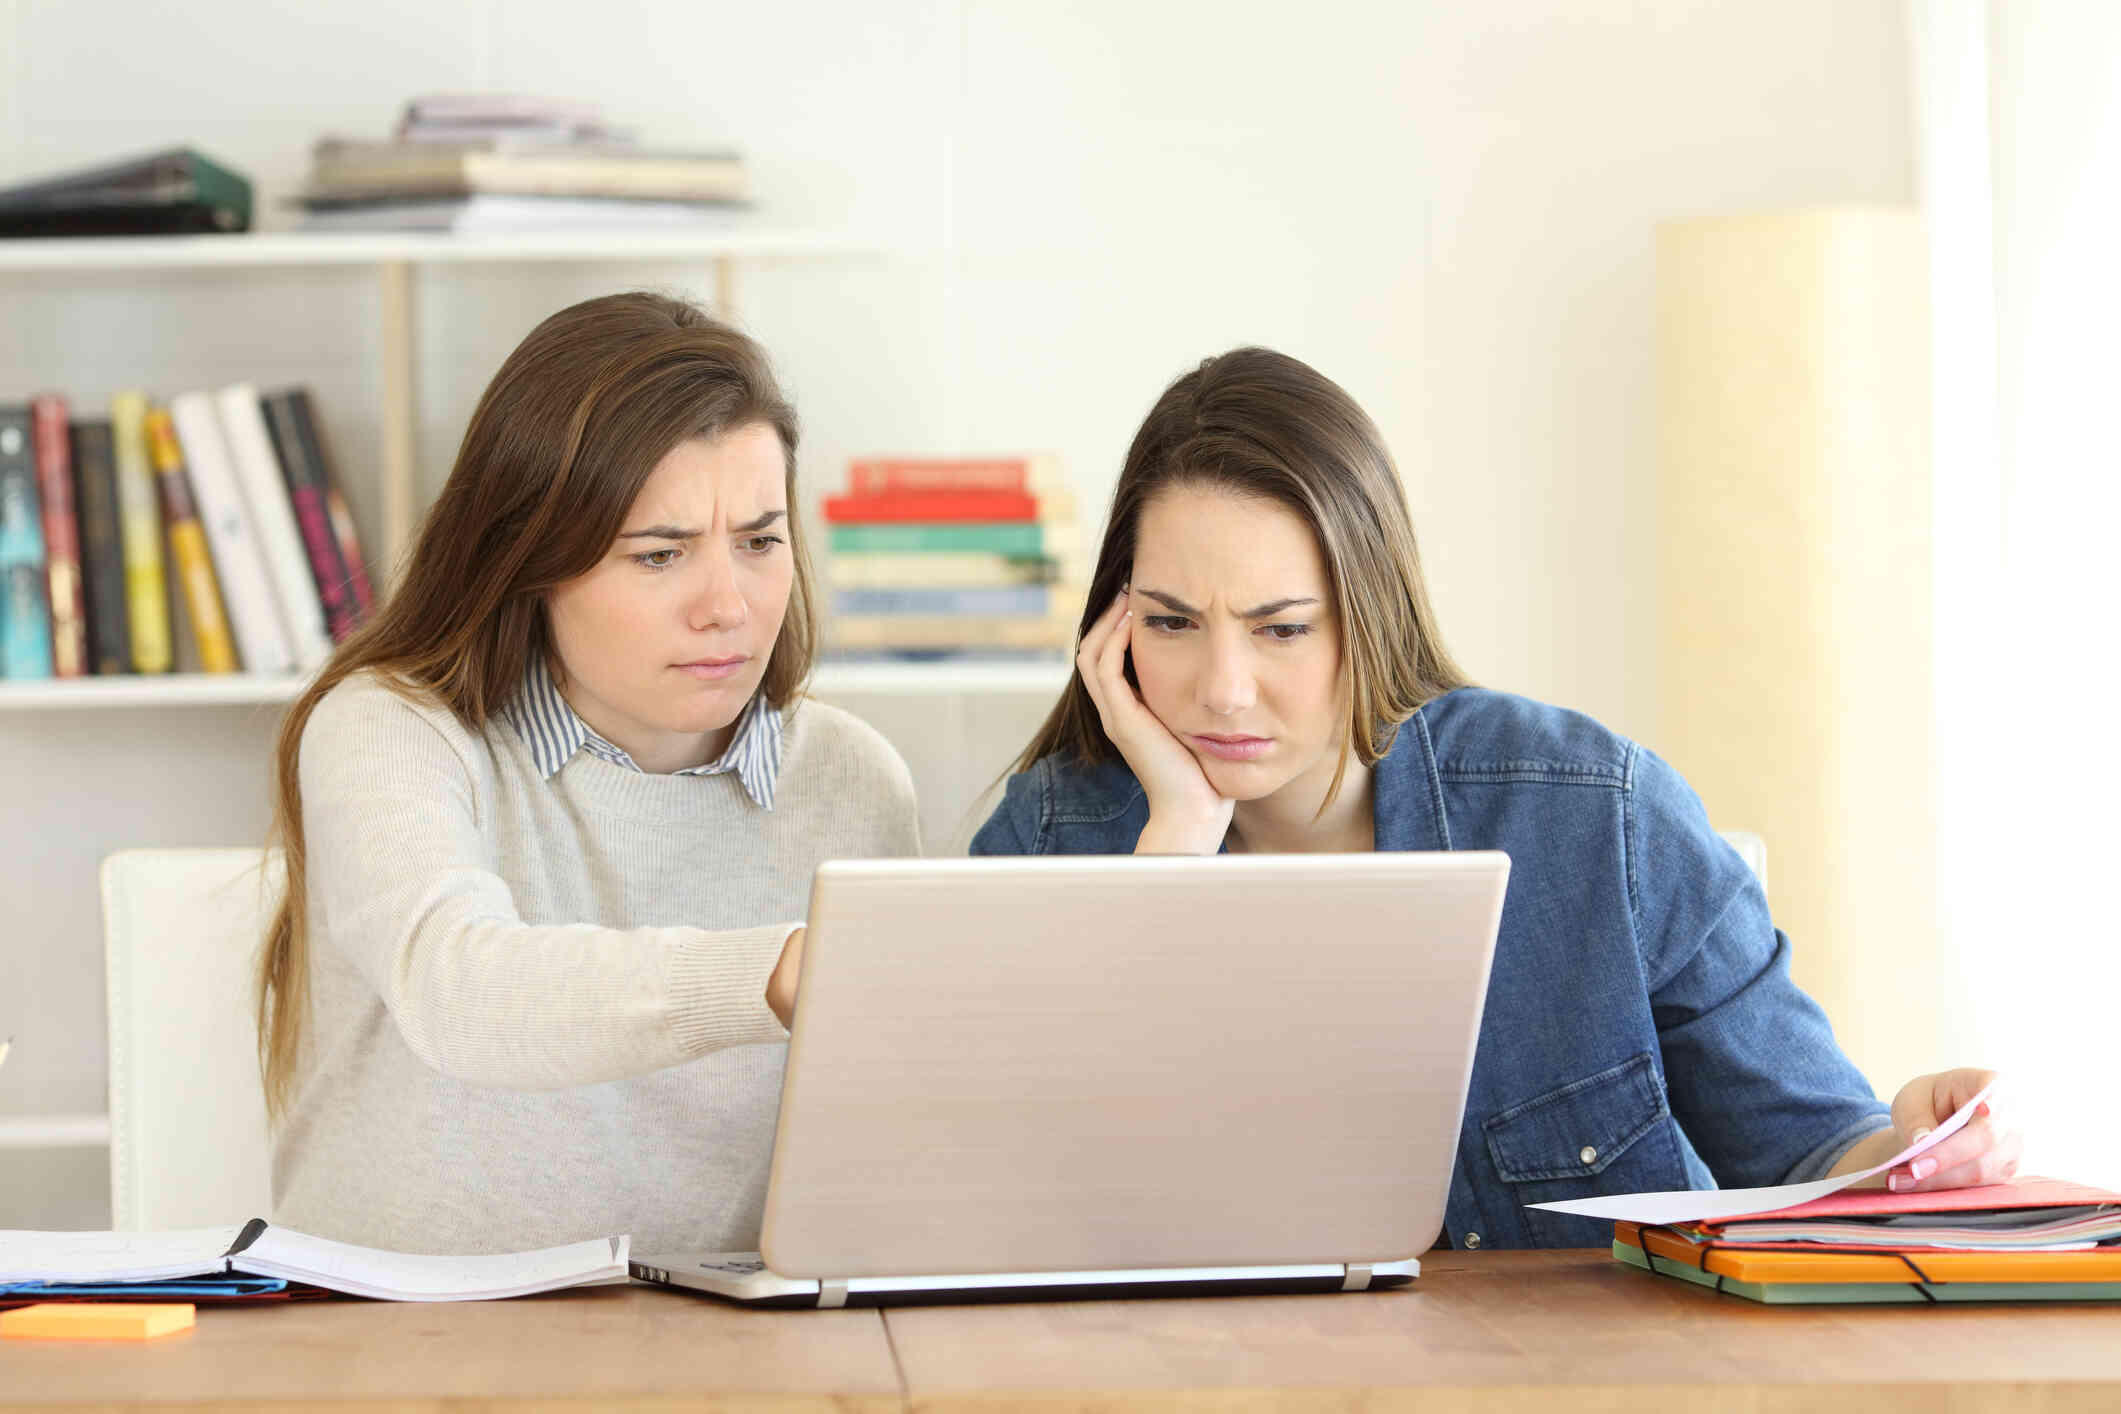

{"left": 833, "top": 585, "right": 1051, "bottom": 618}
{"left": 0, "top": 406, "right": 53, "bottom": 679}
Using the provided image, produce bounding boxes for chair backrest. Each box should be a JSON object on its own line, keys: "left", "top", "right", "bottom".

{"left": 101, "top": 848, "right": 279, "bottom": 1231}
{"left": 1718, "top": 829, "right": 1768, "bottom": 890}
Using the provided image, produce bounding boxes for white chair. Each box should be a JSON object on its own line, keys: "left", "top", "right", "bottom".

{"left": 100, "top": 848, "right": 279, "bottom": 1231}
{"left": 1719, "top": 829, "right": 1768, "bottom": 890}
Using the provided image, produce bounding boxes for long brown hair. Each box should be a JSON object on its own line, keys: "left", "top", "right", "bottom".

{"left": 1013, "top": 346, "right": 1469, "bottom": 803}
{"left": 256, "top": 291, "right": 815, "bottom": 1120}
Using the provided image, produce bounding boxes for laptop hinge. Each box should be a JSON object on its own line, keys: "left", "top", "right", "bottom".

{"left": 1341, "top": 1263, "right": 1374, "bottom": 1292}
{"left": 817, "top": 1279, "right": 850, "bottom": 1309}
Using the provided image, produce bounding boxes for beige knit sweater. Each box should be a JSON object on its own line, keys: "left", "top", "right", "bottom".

{"left": 270, "top": 672, "right": 920, "bottom": 1254}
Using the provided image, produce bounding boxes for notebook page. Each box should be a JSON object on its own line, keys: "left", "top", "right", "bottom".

{"left": 0, "top": 1226, "right": 243, "bottom": 1283}
{"left": 232, "top": 1227, "right": 630, "bottom": 1301}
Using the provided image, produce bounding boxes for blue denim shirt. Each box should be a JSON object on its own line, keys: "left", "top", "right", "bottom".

{"left": 969, "top": 686, "right": 1891, "bottom": 1249}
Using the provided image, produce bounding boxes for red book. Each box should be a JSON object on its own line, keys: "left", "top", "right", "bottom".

{"left": 30, "top": 395, "right": 86, "bottom": 678}
{"left": 822, "top": 489, "right": 1060, "bottom": 524}
{"left": 847, "top": 456, "right": 1055, "bottom": 497}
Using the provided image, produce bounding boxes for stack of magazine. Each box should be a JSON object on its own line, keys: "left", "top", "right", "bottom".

{"left": 295, "top": 95, "right": 749, "bottom": 234}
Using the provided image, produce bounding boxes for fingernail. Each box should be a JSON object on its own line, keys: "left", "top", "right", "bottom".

{"left": 1913, "top": 1158, "right": 1937, "bottom": 1180}
{"left": 1888, "top": 1173, "right": 1909, "bottom": 1192}
{"left": 1911, "top": 1128, "right": 1933, "bottom": 1143}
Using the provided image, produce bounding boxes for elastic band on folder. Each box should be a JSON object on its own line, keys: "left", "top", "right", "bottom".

{"left": 1637, "top": 1225, "right": 1708, "bottom": 1272}
{"left": 1893, "top": 1250, "right": 1939, "bottom": 1302}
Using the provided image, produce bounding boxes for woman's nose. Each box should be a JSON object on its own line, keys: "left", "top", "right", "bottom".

{"left": 1199, "top": 633, "right": 1257, "bottom": 717}
{"left": 687, "top": 550, "right": 747, "bottom": 631}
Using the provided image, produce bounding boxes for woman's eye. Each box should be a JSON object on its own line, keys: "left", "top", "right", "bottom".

{"left": 740, "top": 534, "right": 785, "bottom": 555}
{"left": 1142, "top": 615, "right": 1194, "bottom": 633}
{"left": 1259, "top": 622, "right": 1312, "bottom": 641}
{"left": 631, "top": 548, "right": 680, "bottom": 571}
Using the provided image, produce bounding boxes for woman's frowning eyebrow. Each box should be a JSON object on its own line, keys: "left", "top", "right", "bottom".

{"left": 618, "top": 509, "right": 788, "bottom": 541}
{"left": 1136, "top": 587, "right": 1320, "bottom": 619}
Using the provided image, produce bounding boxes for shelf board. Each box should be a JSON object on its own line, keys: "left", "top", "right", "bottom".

{"left": 0, "top": 673, "right": 308, "bottom": 709}
{"left": 0, "top": 1113, "right": 110, "bottom": 1149}
{"left": 0, "top": 229, "right": 882, "bottom": 272}
{"left": 0, "top": 660, "right": 1070, "bottom": 710}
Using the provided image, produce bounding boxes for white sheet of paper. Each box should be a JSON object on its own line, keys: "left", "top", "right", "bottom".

{"left": 1526, "top": 1079, "right": 1998, "bottom": 1224}
{"left": 0, "top": 1226, "right": 242, "bottom": 1284}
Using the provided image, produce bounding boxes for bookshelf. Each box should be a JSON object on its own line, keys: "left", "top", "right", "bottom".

{"left": 0, "top": 228, "right": 1088, "bottom": 713}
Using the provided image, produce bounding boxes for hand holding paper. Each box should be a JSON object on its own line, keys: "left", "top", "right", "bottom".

{"left": 1880, "top": 1067, "right": 2020, "bottom": 1193}
{"left": 1529, "top": 1078, "right": 2001, "bottom": 1225}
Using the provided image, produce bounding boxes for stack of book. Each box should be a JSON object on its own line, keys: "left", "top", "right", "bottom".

{"left": 296, "top": 95, "right": 749, "bottom": 234}
{"left": 0, "top": 386, "right": 370, "bottom": 682}
{"left": 1615, "top": 1178, "right": 2121, "bottom": 1304}
{"left": 820, "top": 457, "right": 1086, "bottom": 660}
{"left": 0, "top": 149, "right": 253, "bottom": 238}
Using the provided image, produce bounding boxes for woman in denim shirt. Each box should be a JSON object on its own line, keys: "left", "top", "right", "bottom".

{"left": 970, "top": 347, "right": 2018, "bottom": 1249}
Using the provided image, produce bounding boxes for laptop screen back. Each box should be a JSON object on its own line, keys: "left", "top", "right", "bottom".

{"left": 761, "top": 852, "right": 1508, "bottom": 1278}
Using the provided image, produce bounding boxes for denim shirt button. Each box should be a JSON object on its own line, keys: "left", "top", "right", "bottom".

{"left": 1463, "top": 1232, "right": 1482, "bottom": 1249}
{"left": 1579, "top": 1145, "right": 1598, "bottom": 1165}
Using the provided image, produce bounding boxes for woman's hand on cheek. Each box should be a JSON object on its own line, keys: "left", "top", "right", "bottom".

{"left": 1885, "top": 1068, "right": 2021, "bottom": 1193}
{"left": 1075, "top": 590, "right": 1234, "bottom": 854}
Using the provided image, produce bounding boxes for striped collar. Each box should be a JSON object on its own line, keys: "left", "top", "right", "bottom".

{"left": 501, "top": 655, "right": 783, "bottom": 810}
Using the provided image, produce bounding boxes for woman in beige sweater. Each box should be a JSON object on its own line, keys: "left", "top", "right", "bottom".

{"left": 256, "top": 293, "right": 919, "bottom": 1255}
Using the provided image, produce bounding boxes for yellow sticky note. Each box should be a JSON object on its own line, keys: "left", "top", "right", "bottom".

{"left": 0, "top": 1302, "right": 195, "bottom": 1341}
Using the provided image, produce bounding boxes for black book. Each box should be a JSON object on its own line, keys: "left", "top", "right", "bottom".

{"left": 71, "top": 420, "right": 129, "bottom": 674}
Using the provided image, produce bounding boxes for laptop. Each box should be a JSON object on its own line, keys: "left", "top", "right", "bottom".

{"left": 631, "top": 851, "right": 1508, "bottom": 1307}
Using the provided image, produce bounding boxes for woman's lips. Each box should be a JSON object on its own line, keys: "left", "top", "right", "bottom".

{"left": 675, "top": 656, "right": 749, "bottom": 681}
{"left": 1190, "top": 733, "right": 1272, "bottom": 761}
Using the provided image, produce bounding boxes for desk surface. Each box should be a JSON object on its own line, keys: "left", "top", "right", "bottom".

{"left": 3, "top": 1250, "right": 2117, "bottom": 1412}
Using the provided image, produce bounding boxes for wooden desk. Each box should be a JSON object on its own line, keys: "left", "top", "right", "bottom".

{"left": 3, "top": 1251, "right": 2117, "bottom": 1412}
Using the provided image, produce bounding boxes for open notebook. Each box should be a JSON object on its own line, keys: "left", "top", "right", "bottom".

{"left": 0, "top": 1221, "right": 628, "bottom": 1302}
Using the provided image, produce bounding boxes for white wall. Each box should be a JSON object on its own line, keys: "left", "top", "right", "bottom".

{"left": 0, "top": 0, "right": 1916, "bottom": 1226}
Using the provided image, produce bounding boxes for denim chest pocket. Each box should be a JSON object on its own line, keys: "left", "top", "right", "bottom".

{"left": 1482, "top": 1051, "right": 1678, "bottom": 1248}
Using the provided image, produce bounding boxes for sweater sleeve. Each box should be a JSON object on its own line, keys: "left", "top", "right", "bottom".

{"left": 298, "top": 678, "right": 792, "bottom": 1091}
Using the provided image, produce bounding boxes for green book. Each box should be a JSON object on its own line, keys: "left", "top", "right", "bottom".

{"left": 828, "top": 522, "right": 1047, "bottom": 556}
{"left": 1613, "top": 1238, "right": 2121, "bottom": 1305}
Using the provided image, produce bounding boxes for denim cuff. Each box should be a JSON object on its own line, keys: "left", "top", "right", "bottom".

{"left": 1781, "top": 1111, "right": 1895, "bottom": 1185}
